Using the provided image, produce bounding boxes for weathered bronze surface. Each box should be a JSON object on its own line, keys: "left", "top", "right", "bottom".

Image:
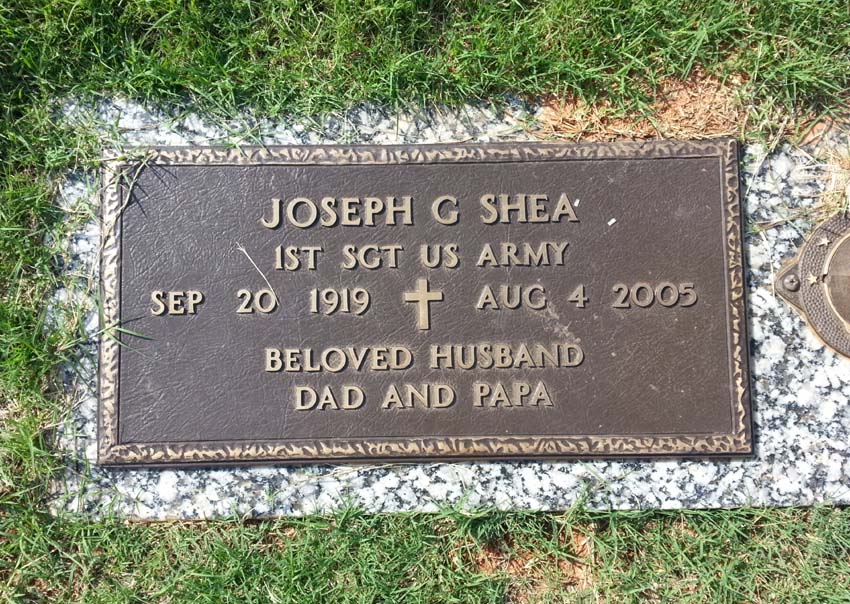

{"left": 98, "top": 140, "right": 752, "bottom": 466}
{"left": 777, "top": 212, "right": 850, "bottom": 359}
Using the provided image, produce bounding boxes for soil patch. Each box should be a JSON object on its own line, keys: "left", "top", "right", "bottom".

{"left": 536, "top": 69, "right": 748, "bottom": 141}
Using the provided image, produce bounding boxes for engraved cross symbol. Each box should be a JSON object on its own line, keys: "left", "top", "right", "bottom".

{"left": 403, "top": 278, "right": 444, "bottom": 330}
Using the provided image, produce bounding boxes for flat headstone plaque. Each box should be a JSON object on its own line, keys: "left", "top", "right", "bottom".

{"left": 98, "top": 140, "right": 752, "bottom": 466}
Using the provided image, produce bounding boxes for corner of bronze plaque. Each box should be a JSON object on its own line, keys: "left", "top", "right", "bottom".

{"left": 96, "top": 139, "right": 753, "bottom": 466}
{"left": 776, "top": 211, "right": 850, "bottom": 359}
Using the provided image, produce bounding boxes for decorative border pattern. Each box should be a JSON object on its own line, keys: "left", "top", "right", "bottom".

{"left": 98, "top": 140, "right": 752, "bottom": 465}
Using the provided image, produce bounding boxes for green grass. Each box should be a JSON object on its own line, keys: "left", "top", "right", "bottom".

{"left": 3, "top": 507, "right": 850, "bottom": 602}
{"left": 1, "top": 1, "right": 850, "bottom": 602}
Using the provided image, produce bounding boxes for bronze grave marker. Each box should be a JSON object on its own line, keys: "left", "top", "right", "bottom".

{"left": 98, "top": 140, "right": 752, "bottom": 466}
{"left": 776, "top": 212, "right": 850, "bottom": 360}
